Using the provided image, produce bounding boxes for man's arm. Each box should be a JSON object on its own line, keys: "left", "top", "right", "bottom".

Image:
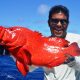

{"left": 64, "top": 54, "right": 80, "bottom": 71}
{"left": 67, "top": 56, "right": 80, "bottom": 71}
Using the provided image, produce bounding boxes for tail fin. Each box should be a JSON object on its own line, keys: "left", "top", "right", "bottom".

{"left": 66, "top": 42, "right": 80, "bottom": 56}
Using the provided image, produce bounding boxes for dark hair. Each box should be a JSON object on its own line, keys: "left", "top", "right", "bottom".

{"left": 48, "top": 5, "right": 69, "bottom": 21}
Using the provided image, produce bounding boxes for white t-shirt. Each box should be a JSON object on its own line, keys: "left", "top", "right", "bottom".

{"left": 44, "top": 33, "right": 80, "bottom": 80}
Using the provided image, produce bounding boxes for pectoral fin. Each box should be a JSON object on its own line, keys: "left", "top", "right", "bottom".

{"left": 16, "top": 60, "right": 29, "bottom": 76}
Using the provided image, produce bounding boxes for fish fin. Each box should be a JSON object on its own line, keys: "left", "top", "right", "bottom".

{"left": 16, "top": 60, "right": 29, "bottom": 76}
{"left": 66, "top": 42, "right": 80, "bottom": 56}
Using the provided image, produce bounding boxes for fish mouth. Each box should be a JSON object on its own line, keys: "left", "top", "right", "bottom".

{"left": 54, "top": 30, "right": 63, "bottom": 37}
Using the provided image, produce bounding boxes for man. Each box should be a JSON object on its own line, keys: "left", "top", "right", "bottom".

{"left": 43, "top": 5, "right": 80, "bottom": 80}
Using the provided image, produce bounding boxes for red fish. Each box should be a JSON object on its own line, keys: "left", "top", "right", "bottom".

{"left": 0, "top": 26, "right": 80, "bottom": 76}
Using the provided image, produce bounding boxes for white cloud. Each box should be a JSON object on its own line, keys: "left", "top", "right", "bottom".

{"left": 38, "top": 4, "right": 50, "bottom": 15}
{"left": 17, "top": 18, "right": 25, "bottom": 22}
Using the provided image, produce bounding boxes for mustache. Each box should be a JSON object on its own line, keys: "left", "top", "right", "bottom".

{"left": 51, "top": 26, "right": 67, "bottom": 31}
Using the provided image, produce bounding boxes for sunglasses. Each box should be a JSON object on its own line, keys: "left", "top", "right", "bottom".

{"left": 50, "top": 19, "right": 68, "bottom": 25}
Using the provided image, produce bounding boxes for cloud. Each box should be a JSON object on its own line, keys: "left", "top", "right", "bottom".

{"left": 34, "top": 20, "right": 47, "bottom": 24}
{"left": 38, "top": 4, "right": 50, "bottom": 15}
{"left": 17, "top": 18, "right": 25, "bottom": 22}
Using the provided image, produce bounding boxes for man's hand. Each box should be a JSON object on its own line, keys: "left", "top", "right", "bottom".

{"left": 64, "top": 54, "right": 75, "bottom": 64}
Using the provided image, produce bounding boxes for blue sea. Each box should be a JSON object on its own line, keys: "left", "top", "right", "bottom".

{"left": 0, "top": 56, "right": 44, "bottom": 80}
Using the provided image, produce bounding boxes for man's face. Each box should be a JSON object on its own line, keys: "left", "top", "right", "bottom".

{"left": 49, "top": 12, "right": 68, "bottom": 38}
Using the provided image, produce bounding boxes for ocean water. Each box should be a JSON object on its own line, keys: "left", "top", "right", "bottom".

{"left": 0, "top": 56, "right": 44, "bottom": 80}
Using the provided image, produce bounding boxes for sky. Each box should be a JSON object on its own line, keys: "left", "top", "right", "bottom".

{"left": 0, "top": 0, "right": 80, "bottom": 36}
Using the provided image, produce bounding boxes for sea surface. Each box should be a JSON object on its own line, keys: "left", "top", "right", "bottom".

{"left": 0, "top": 56, "right": 44, "bottom": 80}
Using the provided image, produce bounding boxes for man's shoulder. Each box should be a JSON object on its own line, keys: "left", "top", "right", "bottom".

{"left": 66, "top": 33, "right": 80, "bottom": 47}
{"left": 66, "top": 33, "right": 80, "bottom": 42}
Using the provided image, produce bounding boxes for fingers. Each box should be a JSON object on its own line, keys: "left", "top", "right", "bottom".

{"left": 64, "top": 54, "right": 75, "bottom": 64}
